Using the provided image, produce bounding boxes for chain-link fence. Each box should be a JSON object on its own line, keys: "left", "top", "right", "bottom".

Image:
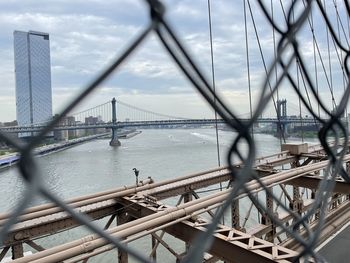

{"left": 1, "top": 0, "right": 350, "bottom": 262}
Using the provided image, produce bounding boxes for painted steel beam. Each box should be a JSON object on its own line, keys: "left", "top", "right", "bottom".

{"left": 165, "top": 221, "right": 296, "bottom": 263}
{"left": 281, "top": 201, "right": 350, "bottom": 251}
{"left": 45, "top": 195, "right": 298, "bottom": 263}
{"left": 4, "top": 201, "right": 121, "bottom": 246}
{"left": 287, "top": 175, "right": 350, "bottom": 194}
{"left": 118, "top": 197, "right": 298, "bottom": 263}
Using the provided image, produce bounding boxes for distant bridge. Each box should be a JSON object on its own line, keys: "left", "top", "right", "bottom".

{"left": 0, "top": 117, "right": 321, "bottom": 132}
{"left": 0, "top": 98, "right": 324, "bottom": 146}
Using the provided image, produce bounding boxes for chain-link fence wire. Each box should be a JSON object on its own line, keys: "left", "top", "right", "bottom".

{"left": 0, "top": 0, "right": 350, "bottom": 262}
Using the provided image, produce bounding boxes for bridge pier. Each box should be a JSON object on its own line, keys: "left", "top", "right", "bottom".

{"left": 110, "top": 98, "right": 121, "bottom": 147}
{"left": 276, "top": 99, "right": 288, "bottom": 138}
{"left": 110, "top": 127, "right": 121, "bottom": 147}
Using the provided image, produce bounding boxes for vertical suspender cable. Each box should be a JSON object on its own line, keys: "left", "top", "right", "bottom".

{"left": 348, "top": 4, "right": 350, "bottom": 43}
{"left": 287, "top": 3, "right": 312, "bottom": 140}
{"left": 271, "top": 0, "right": 279, "bottom": 110}
{"left": 298, "top": 0, "right": 337, "bottom": 111}
{"left": 301, "top": 0, "right": 339, "bottom": 124}
{"left": 247, "top": 0, "right": 286, "bottom": 143}
{"left": 244, "top": 0, "right": 254, "bottom": 139}
{"left": 243, "top": 0, "right": 259, "bottom": 223}
{"left": 292, "top": 6, "right": 304, "bottom": 142}
{"left": 347, "top": 3, "right": 350, "bottom": 131}
{"left": 332, "top": 0, "right": 350, "bottom": 47}
{"left": 207, "top": 0, "right": 224, "bottom": 225}
{"left": 271, "top": 0, "right": 282, "bottom": 147}
{"left": 297, "top": 62, "right": 304, "bottom": 142}
{"left": 334, "top": 0, "right": 349, "bottom": 129}
{"left": 310, "top": 5, "right": 321, "bottom": 119}
{"left": 324, "top": 0, "right": 336, "bottom": 111}
{"left": 207, "top": 0, "right": 221, "bottom": 168}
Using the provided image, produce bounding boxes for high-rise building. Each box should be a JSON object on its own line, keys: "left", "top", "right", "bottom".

{"left": 13, "top": 30, "right": 53, "bottom": 133}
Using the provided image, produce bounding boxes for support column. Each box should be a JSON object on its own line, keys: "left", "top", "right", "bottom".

{"left": 110, "top": 97, "right": 121, "bottom": 146}
{"left": 183, "top": 192, "right": 192, "bottom": 253}
{"left": 310, "top": 189, "right": 320, "bottom": 221}
{"left": 290, "top": 160, "right": 303, "bottom": 227}
{"left": 231, "top": 199, "right": 240, "bottom": 230}
{"left": 290, "top": 185, "right": 304, "bottom": 231}
{"left": 346, "top": 162, "right": 350, "bottom": 200}
{"left": 291, "top": 187, "right": 302, "bottom": 213}
{"left": 117, "top": 212, "right": 129, "bottom": 263}
{"left": 262, "top": 190, "right": 275, "bottom": 242}
{"left": 151, "top": 235, "right": 157, "bottom": 261}
{"left": 331, "top": 193, "right": 341, "bottom": 209}
{"left": 184, "top": 192, "right": 192, "bottom": 203}
{"left": 11, "top": 243, "right": 23, "bottom": 260}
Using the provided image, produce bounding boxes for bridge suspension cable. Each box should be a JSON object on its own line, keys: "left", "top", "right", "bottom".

{"left": 69, "top": 101, "right": 111, "bottom": 124}
{"left": 115, "top": 99, "right": 189, "bottom": 121}
{"left": 246, "top": 0, "right": 286, "bottom": 143}
{"left": 207, "top": 0, "right": 222, "bottom": 169}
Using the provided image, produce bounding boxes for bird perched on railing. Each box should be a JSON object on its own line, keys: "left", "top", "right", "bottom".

{"left": 132, "top": 168, "right": 139, "bottom": 185}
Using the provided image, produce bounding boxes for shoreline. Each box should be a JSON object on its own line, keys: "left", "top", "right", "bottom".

{"left": 0, "top": 130, "right": 141, "bottom": 171}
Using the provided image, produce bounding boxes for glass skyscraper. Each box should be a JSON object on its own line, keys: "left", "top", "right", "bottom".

{"left": 13, "top": 30, "right": 53, "bottom": 132}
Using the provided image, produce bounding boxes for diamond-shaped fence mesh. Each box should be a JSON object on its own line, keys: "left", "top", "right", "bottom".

{"left": 1, "top": 0, "right": 350, "bottom": 262}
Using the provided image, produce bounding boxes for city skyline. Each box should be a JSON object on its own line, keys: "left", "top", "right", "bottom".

{"left": 0, "top": 1, "right": 349, "bottom": 122}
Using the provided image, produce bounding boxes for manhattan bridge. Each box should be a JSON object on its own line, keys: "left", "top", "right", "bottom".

{"left": 0, "top": 97, "right": 324, "bottom": 146}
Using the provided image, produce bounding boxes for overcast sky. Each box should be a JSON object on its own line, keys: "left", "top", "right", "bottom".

{"left": 0, "top": 0, "right": 349, "bottom": 122}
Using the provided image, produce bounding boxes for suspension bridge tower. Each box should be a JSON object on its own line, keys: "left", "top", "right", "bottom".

{"left": 110, "top": 97, "right": 121, "bottom": 146}
{"left": 277, "top": 99, "right": 287, "bottom": 137}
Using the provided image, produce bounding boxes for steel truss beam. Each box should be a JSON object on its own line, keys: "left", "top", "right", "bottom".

{"left": 287, "top": 175, "right": 350, "bottom": 194}
{"left": 4, "top": 200, "right": 121, "bottom": 247}
{"left": 281, "top": 201, "right": 350, "bottom": 250}
{"left": 34, "top": 195, "right": 298, "bottom": 263}
{"left": 0, "top": 246, "right": 10, "bottom": 261}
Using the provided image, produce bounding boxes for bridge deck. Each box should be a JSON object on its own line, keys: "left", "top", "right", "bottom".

{"left": 0, "top": 117, "right": 326, "bottom": 133}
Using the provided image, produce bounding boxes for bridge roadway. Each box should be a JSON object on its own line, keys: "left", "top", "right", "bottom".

{"left": 1, "top": 142, "right": 349, "bottom": 262}
{"left": 0, "top": 117, "right": 322, "bottom": 133}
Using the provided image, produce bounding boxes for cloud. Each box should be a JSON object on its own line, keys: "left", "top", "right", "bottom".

{"left": 0, "top": 0, "right": 348, "bottom": 122}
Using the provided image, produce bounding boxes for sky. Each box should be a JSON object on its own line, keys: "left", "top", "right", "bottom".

{"left": 0, "top": 0, "right": 349, "bottom": 122}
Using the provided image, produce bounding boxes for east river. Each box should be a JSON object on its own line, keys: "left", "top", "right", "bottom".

{"left": 0, "top": 129, "right": 313, "bottom": 262}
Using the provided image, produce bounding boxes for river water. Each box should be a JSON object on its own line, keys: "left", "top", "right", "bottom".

{"left": 0, "top": 129, "right": 307, "bottom": 262}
